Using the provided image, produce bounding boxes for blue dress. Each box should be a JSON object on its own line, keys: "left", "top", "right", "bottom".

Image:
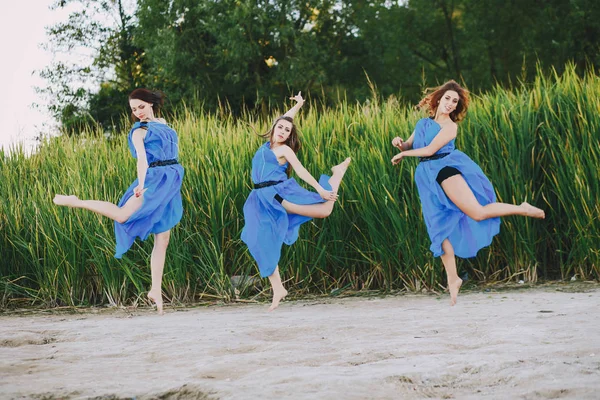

{"left": 241, "top": 142, "right": 332, "bottom": 277}
{"left": 413, "top": 117, "right": 500, "bottom": 258}
{"left": 114, "top": 121, "right": 184, "bottom": 258}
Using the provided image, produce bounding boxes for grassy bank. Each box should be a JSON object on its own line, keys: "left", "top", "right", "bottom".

{"left": 1, "top": 65, "right": 598, "bottom": 307}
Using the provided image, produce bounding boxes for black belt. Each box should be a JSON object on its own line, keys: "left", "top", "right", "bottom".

{"left": 149, "top": 159, "right": 178, "bottom": 168}
{"left": 254, "top": 180, "right": 284, "bottom": 189}
{"left": 419, "top": 152, "right": 450, "bottom": 162}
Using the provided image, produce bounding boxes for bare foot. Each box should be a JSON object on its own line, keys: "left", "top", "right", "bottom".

{"left": 331, "top": 157, "right": 352, "bottom": 177}
{"left": 268, "top": 288, "right": 288, "bottom": 312}
{"left": 521, "top": 202, "right": 545, "bottom": 219}
{"left": 449, "top": 278, "right": 463, "bottom": 306}
{"left": 53, "top": 195, "right": 80, "bottom": 207}
{"left": 147, "top": 290, "right": 164, "bottom": 315}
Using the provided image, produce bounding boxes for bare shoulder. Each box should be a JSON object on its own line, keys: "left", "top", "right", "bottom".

{"left": 442, "top": 120, "right": 458, "bottom": 129}
{"left": 272, "top": 144, "right": 293, "bottom": 156}
{"left": 441, "top": 120, "right": 458, "bottom": 135}
{"left": 285, "top": 145, "right": 301, "bottom": 159}
{"left": 273, "top": 144, "right": 297, "bottom": 163}
{"left": 132, "top": 128, "right": 147, "bottom": 140}
{"left": 157, "top": 118, "right": 167, "bottom": 124}
{"left": 279, "top": 144, "right": 293, "bottom": 153}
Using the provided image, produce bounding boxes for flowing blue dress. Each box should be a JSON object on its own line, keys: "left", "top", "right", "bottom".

{"left": 114, "top": 121, "right": 184, "bottom": 258}
{"left": 241, "top": 142, "right": 332, "bottom": 277}
{"left": 413, "top": 117, "right": 500, "bottom": 258}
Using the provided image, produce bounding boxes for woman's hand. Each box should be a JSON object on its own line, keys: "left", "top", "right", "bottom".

{"left": 290, "top": 91, "right": 304, "bottom": 105}
{"left": 134, "top": 184, "right": 146, "bottom": 198}
{"left": 391, "top": 137, "right": 405, "bottom": 150}
{"left": 318, "top": 187, "right": 338, "bottom": 201}
{"left": 391, "top": 152, "right": 404, "bottom": 165}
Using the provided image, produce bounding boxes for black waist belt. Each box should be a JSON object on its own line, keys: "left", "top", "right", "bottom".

{"left": 419, "top": 152, "right": 450, "bottom": 162}
{"left": 149, "top": 159, "right": 178, "bottom": 168}
{"left": 254, "top": 180, "right": 284, "bottom": 189}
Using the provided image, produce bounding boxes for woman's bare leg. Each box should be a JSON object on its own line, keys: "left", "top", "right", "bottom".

{"left": 440, "top": 239, "right": 462, "bottom": 306}
{"left": 53, "top": 193, "right": 144, "bottom": 223}
{"left": 147, "top": 230, "right": 171, "bottom": 315}
{"left": 440, "top": 175, "right": 545, "bottom": 220}
{"left": 267, "top": 266, "right": 288, "bottom": 312}
{"left": 281, "top": 157, "right": 351, "bottom": 218}
{"left": 438, "top": 175, "right": 543, "bottom": 305}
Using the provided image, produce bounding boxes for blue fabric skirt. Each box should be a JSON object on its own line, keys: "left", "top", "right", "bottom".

{"left": 241, "top": 175, "right": 332, "bottom": 277}
{"left": 114, "top": 164, "right": 184, "bottom": 258}
{"left": 415, "top": 150, "right": 500, "bottom": 258}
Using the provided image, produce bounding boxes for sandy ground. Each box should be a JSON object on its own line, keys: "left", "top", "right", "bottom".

{"left": 1, "top": 285, "right": 600, "bottom": 400}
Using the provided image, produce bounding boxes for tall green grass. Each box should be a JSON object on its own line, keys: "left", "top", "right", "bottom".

{"left": 1, "top": 64, "right": 598, "bottom": 307}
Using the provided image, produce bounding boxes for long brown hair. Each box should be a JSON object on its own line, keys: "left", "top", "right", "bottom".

{"left": 128, "top": 88, "right": 165, "bottom": 121}
{"left": 262, "top": 116, "right": 301, "bottom": 176}
{"left": 417, "top": 80, "right": 469, "bottom": 122}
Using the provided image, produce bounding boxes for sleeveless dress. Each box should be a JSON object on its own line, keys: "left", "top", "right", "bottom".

{"left": 241, "top": 142, "right": 332, "bottom": 277}
{"left": 413, "top": 117, "right": 500, "bottom": 258}
{"left": 114, "top": 121, "right": 185, "bottom": 258}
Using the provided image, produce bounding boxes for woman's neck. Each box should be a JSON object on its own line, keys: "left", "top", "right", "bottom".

{"left": 434, "top": 111, "right": 452, "bottom": 123}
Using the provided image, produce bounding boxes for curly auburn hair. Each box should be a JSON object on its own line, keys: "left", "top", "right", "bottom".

{"left": 417, "top": 80, "right": 469, "bottom": 122}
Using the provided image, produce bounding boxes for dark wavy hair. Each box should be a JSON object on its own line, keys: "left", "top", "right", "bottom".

{"left": 262, "top": 116, "right": 301, "bottom": 176}
{"left": 417, "top": 80, "right": 469, "bottom": 122}
{"left": 128, "top": 88, "right": 165, "bottom": 121}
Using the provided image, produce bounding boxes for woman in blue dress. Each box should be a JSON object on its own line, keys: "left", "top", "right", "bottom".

{"left": 390, "top": 80, "right": 545, "bottom": 306}
{"left": 241, "top": 92, "right": 351, "bottom": 311}
{"left": 53, "top": 88, "right": 184, "bottom": 314}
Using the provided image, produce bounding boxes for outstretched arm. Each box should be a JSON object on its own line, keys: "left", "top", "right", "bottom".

{"left": 279, "top": 146, "right": 337, "bottom": 201}
{"left": 392, "top": 124, "right": 457, "bottom": 164}
{"left": 131, "top": 128, "right": 148, "bottom": 195}
{"left": 283, "top": 92, "right": 305, "bottom": 119}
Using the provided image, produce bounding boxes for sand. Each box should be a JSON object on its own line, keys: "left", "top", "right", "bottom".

{"left": 1, "top": 284, "right": 599, "bottom": 400}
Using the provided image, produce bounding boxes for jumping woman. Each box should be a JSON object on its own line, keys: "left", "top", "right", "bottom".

{"left": 241, "top": 92, "right": 351, "bottom": 311}
{"left": 53, "top": 89, "right": 184, "bottom": 314}
{"left": 391, "top": 80, "right": 544, "bottom": 305}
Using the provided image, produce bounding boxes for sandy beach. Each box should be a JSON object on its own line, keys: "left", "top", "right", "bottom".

{"left": 1, "top": 284, "right": 599, "bottom": 400}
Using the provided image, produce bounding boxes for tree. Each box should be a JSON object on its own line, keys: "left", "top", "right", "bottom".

{"left": 39, "top": 0, "right": 600, "bottom": 129}
{"left": 38, "top": 0, "right": 142, "bottom": 133}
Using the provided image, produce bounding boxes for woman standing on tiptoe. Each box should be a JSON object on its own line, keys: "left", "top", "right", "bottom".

{"left": 53, "top": 88, "right": 184, "bottom": 314}
{"left": 241, "top": 92, "right": 351, "bottom": 311}
{"left": 390, "top": 80, "right": 545, "bottom": 306}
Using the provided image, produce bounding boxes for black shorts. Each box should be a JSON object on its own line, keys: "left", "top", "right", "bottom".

{"left": 436, "top": 166, "right": 461, "bottom": 185}
{"left": 274, "top": 194, "right": 284, "bottom": 203}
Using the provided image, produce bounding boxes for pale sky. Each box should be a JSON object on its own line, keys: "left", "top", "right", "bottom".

{"left": 0, "top": 1, "right": 76, "bottom": 153}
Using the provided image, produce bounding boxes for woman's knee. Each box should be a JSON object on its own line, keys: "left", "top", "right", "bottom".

{"left": 115, "top": 212, "right": 130, "bottom": 224}
{"left": 318, "top": 204, "right": 334, "bottom": 218}
{"left": 441, "top": 239, "right": 455, "bottom": 256}
{"left": 117, "top": 197, "right": 142, "bottom": 223}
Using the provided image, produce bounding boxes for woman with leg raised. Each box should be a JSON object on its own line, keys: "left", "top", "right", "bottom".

{"left": 241, "top": 92, "right": 351, "bottom": 311}
{"left": 53, "top": 89, "right": 184, "bottom": 314}
{"left": 391, "top": 80, "right": 544, "bottom": 305}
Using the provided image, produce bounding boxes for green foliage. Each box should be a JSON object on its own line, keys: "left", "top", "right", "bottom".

{"left": 37, "top": 0, "right": 142, "bottom": 133}
{"left": 3, "top": 65, "right": 598, "bottom": 308}
{"left": 38, "top": 0, "right": 600, "bottom": 131}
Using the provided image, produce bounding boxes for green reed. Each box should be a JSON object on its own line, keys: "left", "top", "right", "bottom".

{"left": 1, "top": 64, "right": 598, "bottom": 307}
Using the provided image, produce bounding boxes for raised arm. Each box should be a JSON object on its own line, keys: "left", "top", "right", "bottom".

{"left": 283, "top": 92, "right": 305, "bottom": 120}
{"left": 279, "top": 146, "right": 338, "bottom": 201}
{"left": 131, "top": 128, "right": 149, "bottom": 196}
